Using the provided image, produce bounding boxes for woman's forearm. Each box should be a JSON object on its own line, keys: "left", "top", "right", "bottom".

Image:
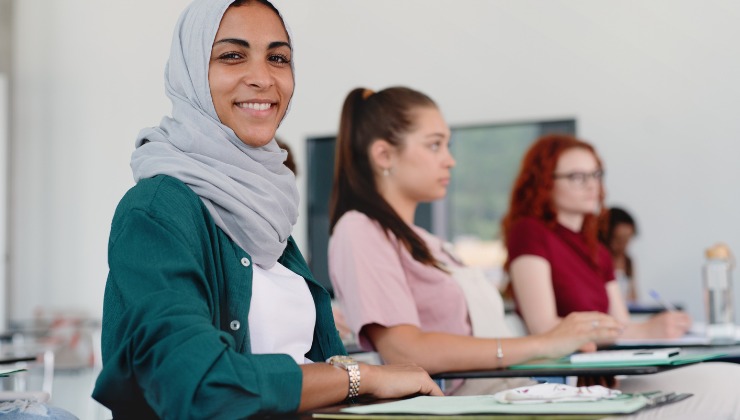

{"left": 367, "top": 324, "right": 558, "bottom": 374}
{"left": 299, "top": 362, "right": 443, "bottom": 411}
{"left": 368, "top": 313, "right": 623, "bottom": 375}
{"left": 298, "top": 363, "right": 354, "bottom": 411}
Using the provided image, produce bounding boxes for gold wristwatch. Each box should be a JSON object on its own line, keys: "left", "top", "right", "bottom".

{"left": 326, "top": 355, "right": 360, "bottom": 400}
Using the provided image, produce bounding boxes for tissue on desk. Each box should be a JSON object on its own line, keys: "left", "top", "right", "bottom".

{"left": 493, "top": 383, "right": 622, "bottom": 404}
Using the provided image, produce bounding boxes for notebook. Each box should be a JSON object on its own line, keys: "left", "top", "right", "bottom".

{"left": 570, "top": 348, "right": 681, "bottom": 364}
{"left": 508, "top": 351, "right": 724, "bottom": 369}
{"left": 316, "top": 394, "right": 650, "bottom": 417}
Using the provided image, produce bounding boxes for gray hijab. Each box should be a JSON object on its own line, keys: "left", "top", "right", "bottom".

{"left": 131, "top": 0, "right": 299, "bottom": 268}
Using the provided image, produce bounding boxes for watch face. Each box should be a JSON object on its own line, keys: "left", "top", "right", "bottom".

{"left": 327, "top": 355, "right": 357, "bottom": 367}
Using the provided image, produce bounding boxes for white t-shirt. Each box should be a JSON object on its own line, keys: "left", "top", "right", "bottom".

{"left": 248, "top": 261, "right": 316, "bottom": 364}
{"left": 615, "top": 268, "right": 631, "bottom": 300}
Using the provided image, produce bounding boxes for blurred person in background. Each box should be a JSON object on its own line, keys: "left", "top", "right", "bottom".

{"left": 502, "top": 134, "right": 689, "bottom": 339}
{"left": 599, "top": 207, "right": 639, "bottom": 303}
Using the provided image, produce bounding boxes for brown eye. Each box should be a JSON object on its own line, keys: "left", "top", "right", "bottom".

{"left": 268, "top": 54, "right": 291, "bottom": 65}
{"left": 218, "top": 52, "right": 243, "bottom": 61}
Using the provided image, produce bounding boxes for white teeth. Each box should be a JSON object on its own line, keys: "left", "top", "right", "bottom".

{"left": 237, "top": 102, "right": 272, "bottom": 111}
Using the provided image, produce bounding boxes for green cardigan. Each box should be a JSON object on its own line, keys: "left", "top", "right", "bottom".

{"left": 92, "top": 175, "right": 345, "bottom": 419}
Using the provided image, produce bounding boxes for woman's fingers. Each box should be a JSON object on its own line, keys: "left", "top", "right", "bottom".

{"left": 543, "top": 312, "right": 625, "bottom": 358}
{"left": 562, "top": 312, "right": 624, "bottom": 342}
{"left": 651, "top": 311, "right": 692, "bottom": 338}
{"left": 363, "top": 364, "right": 443, "bottom": 399}
{"left": 567, "top": 312, "right": 623, "bottom": 331}
{"left": 578, "top": 341, "right": 597, "bottom": 353}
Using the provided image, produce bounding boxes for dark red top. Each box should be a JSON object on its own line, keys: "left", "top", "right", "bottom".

{"left": 507, "top": 217, "right": 615, "bottom": 316}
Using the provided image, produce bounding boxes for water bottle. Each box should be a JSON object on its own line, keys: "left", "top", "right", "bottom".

{"left": 702, "top": 243, "right": 735, "bottom": 344}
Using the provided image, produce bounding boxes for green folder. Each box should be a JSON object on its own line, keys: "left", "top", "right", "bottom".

{"left": 312, "top": 394, "right": 649, "bottom": 418}
{"left": 0, "top": 368, "right": 27, "bottom": 377}
{"left": 508, "top": 352, "right": 726, "bottom": 370}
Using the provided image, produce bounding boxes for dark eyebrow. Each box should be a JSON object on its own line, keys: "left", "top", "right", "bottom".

{"left": 213, "top": 38, "right": 249, "bottom": 48}
{"left": 212, "top": 38, "right": 291, "bottom": 50}
{"left": 269, "top": 41, "right": 292, "bottom": 50}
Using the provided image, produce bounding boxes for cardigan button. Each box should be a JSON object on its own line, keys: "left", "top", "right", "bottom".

{"left": 240, "top": 257, "right": 251, "bottom": 267}
{"left": 230, "top": 320, "right": 241, "bottom": 331}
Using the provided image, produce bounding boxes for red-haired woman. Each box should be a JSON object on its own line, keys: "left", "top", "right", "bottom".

{"left": 502, "top": 134, "right": 689, "bottom": 339}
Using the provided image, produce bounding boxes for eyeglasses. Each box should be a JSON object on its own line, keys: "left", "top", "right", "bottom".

{"left": 553, "top": 170, "right": 604, "bottom": 187}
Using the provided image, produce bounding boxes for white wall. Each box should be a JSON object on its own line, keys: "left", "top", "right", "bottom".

{"left": 9, "top": 0, "right": 740, "bottom": 321}
{"left": 11, "top": 1, "right": 185, "bottom": 320}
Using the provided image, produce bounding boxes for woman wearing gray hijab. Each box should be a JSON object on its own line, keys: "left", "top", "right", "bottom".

{"left": 91, "top": 0, "right": 441, "bottom": 418}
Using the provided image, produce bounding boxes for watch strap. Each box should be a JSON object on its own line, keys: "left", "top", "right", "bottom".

{"left": 326, "top": 355, "right": 360, "bottom": 400}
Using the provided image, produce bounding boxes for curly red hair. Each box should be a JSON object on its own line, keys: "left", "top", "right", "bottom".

{"left": 502, "top": 134, "right": 606, "bottom": 271}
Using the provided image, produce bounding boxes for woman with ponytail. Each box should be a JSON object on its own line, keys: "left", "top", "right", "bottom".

{"left": 328, "top": 87, "right": 622, "bottom": 395}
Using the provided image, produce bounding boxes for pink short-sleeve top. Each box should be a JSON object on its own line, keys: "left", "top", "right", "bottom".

{"left": 329, "top": 211, "right": 472, "bottom": 350}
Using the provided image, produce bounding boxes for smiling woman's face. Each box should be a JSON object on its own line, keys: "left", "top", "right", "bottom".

{"left": 208, "top": 2, "right": 294, "bottom": 147}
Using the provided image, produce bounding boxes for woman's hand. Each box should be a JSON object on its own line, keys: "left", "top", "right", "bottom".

{"left": 299, "top": 361, "right": 441, "bottom": 411}
{"left": 538, "top": 312, "right": 625, "bottom": 358}
{"left": 360, "top": 363, "right": 444, "bottom": 398}
{"left": 643, "top": 311, "right": 692, "bottom": 338}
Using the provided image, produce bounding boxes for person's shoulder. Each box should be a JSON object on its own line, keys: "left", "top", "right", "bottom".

{"left": 331, "top": 211, "right": 395, "bottom": 251}
{"left": 114, "top": 175, "right": 205, "bottom": 224}
{"left": 333, "top": 210, "right": 383, "bottom": 235}
{"left": 511, "top": 216, "right": 550, "bottom": 235}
